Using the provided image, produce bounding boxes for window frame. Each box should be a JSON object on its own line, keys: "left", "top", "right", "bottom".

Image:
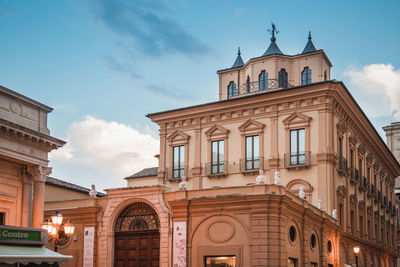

{"left": 258, "top": 70, "right": 268, "bottom": 91}
{"left": 245, "top": 135, "right": 260, "bottom": 170}
{"left": 227, "top": 81, "right": 236, "bottom": 99}
{"left": 211, "top": 140, "right": 225, "bottom": 174}
{"left": 290, "top": 128, "right": 306, "bottom": 166}
{"left": 283, "top": 112, "right": 311, "bottom": 169}
{"left": 167, "top": 130, "right": 190, "bottom": 180}
{"left": 205, "top": 125, "right": 229, "bottom": 177}
{"left": 173, "top": 145, "right": 185, "bottom": 178}
{"left": 278, "top": 68, "right": 288, "bottom": 88}
{"left": 239, "top": 119, "right": 265, "bottom": 173}
{"left": 301, "top": 67, "right": 312, "bottom": 85}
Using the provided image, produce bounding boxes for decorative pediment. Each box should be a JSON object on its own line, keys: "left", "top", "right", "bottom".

{"left": 367, "top": 206, "right": 372, "bottom": 215}
{"left": 238, "top": 119, "right": 265, "bottom": 135}
{"left": 348, "top": 133, "right": 358, "bottom": 146}
{"left": 205, "top": 124, "right": 229, "bottom": 140}
{"left": 366, "top": 153, "right": 373, "bottom": 163}
{"left": 282, "top": 112, "right": 312, "bottom": 128}
{"left": 374, "top": 210, "right": 379, "bottom": 217}
{"left": 357, "top": 143, "right": 366, "bottom": 155}
{"left": 336, "top": 185, "right": 346, "bottom": 199}
{"left": 336, "top": 119, "right": 347, "bottom": 135}
{"left": 286, "top": 179, "right": 313, "bottom": 193}
{"left": 167, "top": 130, "right": 190, "bottom": 144}
{"left": 349, "top": 194, "right": 357, "bottom": 206}
{"left": 358, "top": 200, "right": 365, "bottom": 209}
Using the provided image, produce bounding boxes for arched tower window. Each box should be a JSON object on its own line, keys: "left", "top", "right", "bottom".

{"left": 114, "top": 202, "right": 160, "bottom": 232}
{"left": 227, "top": 81, "right": 236, "bottom": 99}
{"left": 278, "top": 69, "right": 288, "bottom": 89}
{"left": 324, "top": 70, "right": 327, "bottom": 81}
{"left": 259, "top": 70, "right": 268, "bottom": 91}
{"left": 301, "top": 67, "right": 312, "bottom": 85}
{"left": 246, "top": 76, "right": 250, "bottom": 92}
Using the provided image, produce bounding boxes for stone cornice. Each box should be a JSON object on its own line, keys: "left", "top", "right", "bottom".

{"left": 0, "top": 118, "right": 65, "bottom": 151}
{"left": 0, "top": 85, "right": 53, "bottom": 112}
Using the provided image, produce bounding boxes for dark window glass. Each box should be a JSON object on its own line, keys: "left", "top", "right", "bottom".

{"left": 359, "top": 159, "right": 362, "bottom": 178}
{"left": 211, "top": 140, "right": 224, "bottom": 174}
{"left": 301, "top": 67, "right": 312, "bottom": 85}
{"left": 259, "top": 70, "right": 268, "bottom": 90}
{"left": 310, "top": 234, "right": 316, "bottom": 248}
{"left": 0, "top": 213, "right": 4, "bottom": 225}
{"left": 327, "top": 240, "right": 332, "bottom": 253}
{"left": 359, "top": 215, "right": 363, "bottom": 237}
{"left": 324, "top": 70, "right": 327, "bottom": 81}
{"left": 338, "top": 137, "right": 342, "bottom": 158}
{"left": 228, "top": 81, "right": 237, "bottom": 99}
{"left": 351, "top": 210, "right": 355, "bottom": 234}
{"left": 173, "top": 145, "right": 185, "bottom": 178}
{"left": 311, "top": 263, "right": 318, "bottom": 267}
{"left": 278, "top": 69, "right": 288, "bottom": 88}
{"left": 245, "top": 136, "right": 259, "bottom": 170}
{"left": 289, "top": 226, "right": 296, "bottom": 243}
{"left": 290, "top": 129, "right": 305, "bottom": 165}
{"left": 339, "top": 203, "right": 343, "bottom": 226}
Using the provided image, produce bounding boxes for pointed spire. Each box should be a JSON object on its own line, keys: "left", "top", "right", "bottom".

{"left": 263, "top": 22, "right": 283, "bottom": 56}
{"left": 231, "top": 47, "right": 244, "bottom": 68}
{"left": 301, "top": 31, "right": 317, "bottom": 54}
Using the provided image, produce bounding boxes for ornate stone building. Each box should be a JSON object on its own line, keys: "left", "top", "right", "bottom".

{"left": 54, "top": 27, "right": 400, "bottom": 267}
{"left": 0, "top": 85, "right": 65, "bottom": 228}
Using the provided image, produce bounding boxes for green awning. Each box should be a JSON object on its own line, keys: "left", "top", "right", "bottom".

{"left": 0, "top": 245, "right": 72, "bottom": 264}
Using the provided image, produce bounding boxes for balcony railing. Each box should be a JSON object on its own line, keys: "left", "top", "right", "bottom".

{"left": 165, "top": 166, "right": 188, "bottom": 181}
{"left": 337, "top": 157, "right": 348, "bottom": 176}
{"left": 205, "top": 161, "right": 228, "bottom": 177}
{"left": 231, "top": 79, "right": 293, "bottom": 98}
{"left": 284, "top": 152, "right": 311, "bottom": 168}
{"left": 240, "top": 157, "right": 264, "bottom": 174}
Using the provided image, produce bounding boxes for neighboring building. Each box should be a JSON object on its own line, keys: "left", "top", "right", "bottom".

{"left": 94, "top": 26, "right": 400, "bottom": 267}
{"left": 0, "top": 85, "right": 70, "bottom": 265}
{"left": 44, "top": 178, "right": 107, "bottom": 267}
{"left": 383, "top": 122, "right": 400, "bottom": 266}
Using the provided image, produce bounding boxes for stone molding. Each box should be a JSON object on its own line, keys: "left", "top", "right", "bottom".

{"left": 27, "top": 165, "right": 52, "bottom": 183}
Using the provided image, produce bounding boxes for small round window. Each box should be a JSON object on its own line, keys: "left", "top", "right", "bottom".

{"left": 310, "top": 234, "right": 316, "bottom": 249}
{"left": 327, "top": 240, "right": 332, "bottom": 253}
{"left": 289, "top": 226, "right": 296, "bottom": 243}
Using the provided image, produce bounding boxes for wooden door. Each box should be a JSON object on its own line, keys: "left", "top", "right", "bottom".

{"left": 114, "top": 231, "right": 160, "bottom": 267}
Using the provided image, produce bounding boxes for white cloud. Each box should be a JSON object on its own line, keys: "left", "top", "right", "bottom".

{"left": 344, "top": 64, "right": 400, "bottom": 119}
{"left": 49, "top": 116, "right": 159, "bottom": 190}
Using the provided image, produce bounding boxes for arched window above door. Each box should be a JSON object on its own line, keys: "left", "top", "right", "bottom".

{"left": 114, "top": 202, "right": 160, "bottom": 232}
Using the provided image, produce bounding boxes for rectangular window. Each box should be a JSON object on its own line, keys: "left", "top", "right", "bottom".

{"left": 204, "top": 256, "right": 236, "bottom": 267}
{"left": 0, "top": 213, "right": 4, "bottom": 225}
{"left": 338, "top": 137, "right": 342, "bottom": 158}
{"left": 245, "top": 135, "right": 259, "bottom": 170}
{"left": 339, "top": 203, "right": 343, "bottom": 226}
{"left": 350, "top": 149, "right": 354, "bottom": 173}
{"left": 288, "top": 258, "right": 297, "bottom": 267}
{"left": 367, "top": 167, "right": 370, "bottom": 184}
{"left": 211, "top": 140, "right": 224, "bottom": 174}
{"left": 311, "top": 263, "right": 318, "bottom": 267}
{"left": 350, "top": 210, "right": 355, "bottom": 234}
{"left": 173, "top": 145, "right": 185, "bottom": 178}
{"left": 290, "top": 129, "right": 305, "bottom": 165}
{"left": 358, "top": 159, "right": 362, "bottom": 178}
{"left": 359, "top": 215, "right": 363, "bottom": 237}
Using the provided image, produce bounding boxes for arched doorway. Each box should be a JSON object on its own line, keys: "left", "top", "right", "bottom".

{"left": 114, "top": 202, "right": 160, "bottom": 267}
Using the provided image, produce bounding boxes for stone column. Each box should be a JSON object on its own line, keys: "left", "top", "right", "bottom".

{"left": 21, "top": 166, "right": 33, "bottom": 227}
{"left": 28, "top": 165, "right": 52, "bottom": 228}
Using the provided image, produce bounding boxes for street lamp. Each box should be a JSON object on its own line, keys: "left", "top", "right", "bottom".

{"left": 353, "top": 246, "right": 360, "bottom": 267}
{"left": 41, "top": 211, "right": 75, "bottom": 252}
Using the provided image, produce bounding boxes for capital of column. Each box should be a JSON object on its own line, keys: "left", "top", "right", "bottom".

{"left": 21, "top": 166, "right": 33, "bottom": 184}
{"left": 27, "top": 165, "right": 52, "bottom": 183}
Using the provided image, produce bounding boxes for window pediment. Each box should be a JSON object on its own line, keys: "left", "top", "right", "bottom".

{"left": 282, "top": 112, "right": 312, "bottom": 128}
{"left": 205, "top": 125, "right": 229, "bottom": 140}
{"left": 167, "top": 130, "right": 190, "bottom": 145}
{"left": 336, "top": 185, "right": 346, "bottom": 199}
{"left": 238, "top": 119, "right": 265, "bottom": 135}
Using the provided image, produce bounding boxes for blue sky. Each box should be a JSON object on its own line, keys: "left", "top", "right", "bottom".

{"left": 1, "top": 0, "right": 400, "bottom": 190}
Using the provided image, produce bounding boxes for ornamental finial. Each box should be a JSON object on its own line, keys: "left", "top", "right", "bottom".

{"left": 268, "top": 22, "right": 279, "bottom": 42}
{"left": 238, "top": 47, "right": 241, "bottom": 56}
{"left": 308, "top": 31, "right": 312, "bottom": 40}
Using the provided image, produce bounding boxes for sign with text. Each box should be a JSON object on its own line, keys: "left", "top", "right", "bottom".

{"left": 173, "top": 221, "right": 187, "bottom": 267}
{"left": 83, "top": 226, "right": 95, "bottom": 267}
{"left": 0, "top": 225, "right": 45, "bottom": 245}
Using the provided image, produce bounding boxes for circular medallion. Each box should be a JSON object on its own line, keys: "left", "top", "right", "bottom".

{"left": 10, "top": 102, "right": 22, "bottom": 115}
{"left": 207, "top": 220, "right": 235, "bottom": 243}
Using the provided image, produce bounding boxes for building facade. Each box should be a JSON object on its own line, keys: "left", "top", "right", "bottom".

{"left": 98, "top": 29, "right": 399, "bottom": 267}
